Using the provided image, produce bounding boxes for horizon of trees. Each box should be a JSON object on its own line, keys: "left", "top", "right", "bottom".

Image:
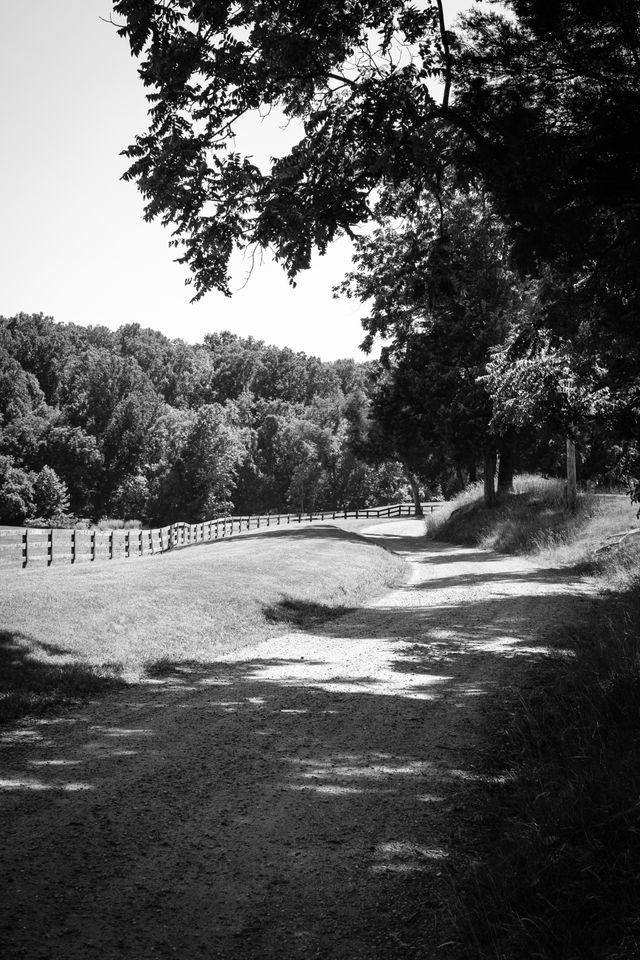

{"left": 0, "top": 313, "right": 414, "bottom": 527}
{"left": 1, "top": 308, "right": 621, "bottom": 530}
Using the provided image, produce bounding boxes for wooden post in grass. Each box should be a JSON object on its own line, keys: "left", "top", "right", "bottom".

{"left": 91, "top": 529, "right": 96, "bottom": 562}
{"left": 566, "top": 437, "right": 578, "bottom": 512}
{"left": 109, "top": 530, "right": 114, "bottom": 560}
{"left": 22, "top": 529, "right": 28, "bottom": 568}
{"left": 71, "top": 528, "right": 76, "bottom": 564}
{"left": 47, "top": 528, "right": 53, "bottom": 566}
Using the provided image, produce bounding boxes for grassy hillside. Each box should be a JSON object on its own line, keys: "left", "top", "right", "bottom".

{"left": 434, "top": 477, "right": 640, "bottom": 960}
{"left": 0, "top": 523, "right": 405, "bottom": 725}
{"left": 427, "top": 474, "right": 639, "bottom": 570}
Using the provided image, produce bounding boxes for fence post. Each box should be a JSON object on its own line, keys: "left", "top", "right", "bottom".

{"left": 22, "top": 528, "right": 28, "bottom": 569}
{"left": 71, "top": 528, "right": 76, "bottom": 564}
{"left": 109, "top": 530, "right": 114, "bottom": 560}
{"left": 91, "top": 530, "right": 96, "bottom": 562}
{"left": 47, "top": 528, "right": 53, "bottom": 566}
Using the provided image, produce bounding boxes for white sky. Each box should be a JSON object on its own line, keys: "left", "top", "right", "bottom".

{"left": 0, "top": 0, "right": 475, "bottom": 361}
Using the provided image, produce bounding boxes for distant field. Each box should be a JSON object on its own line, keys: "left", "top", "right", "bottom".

{"left": 0, "top": 522, "right": 407, "bottom": 723}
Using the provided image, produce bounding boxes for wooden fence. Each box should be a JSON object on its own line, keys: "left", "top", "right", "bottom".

{"left": 0, "top": 501, "right": 439, "bottom": 570}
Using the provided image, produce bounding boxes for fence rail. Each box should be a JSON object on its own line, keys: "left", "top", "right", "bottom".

{"left": 0, "top": 502, "right": 439, "bottom": 570}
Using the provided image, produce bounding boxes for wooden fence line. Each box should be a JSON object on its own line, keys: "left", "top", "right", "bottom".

{"left": 1, "top": 502, "right": 439, "bottom": 570}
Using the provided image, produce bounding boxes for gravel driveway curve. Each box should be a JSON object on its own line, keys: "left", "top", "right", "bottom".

{"left": 0, "top": 520, "right": 590, "bottom": 959}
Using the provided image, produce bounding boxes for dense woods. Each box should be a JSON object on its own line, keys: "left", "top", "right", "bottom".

{"left": 0, "top": 314, "right": 410, "bottom": 526}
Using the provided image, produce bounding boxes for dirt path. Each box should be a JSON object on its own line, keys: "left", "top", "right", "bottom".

{"left": 0, "top": 521, "right": 591, "bottom": 959}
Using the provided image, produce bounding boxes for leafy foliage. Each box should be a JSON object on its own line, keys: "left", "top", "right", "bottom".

{"left": 0, "top": 314, "right": 408, "bottom": 525}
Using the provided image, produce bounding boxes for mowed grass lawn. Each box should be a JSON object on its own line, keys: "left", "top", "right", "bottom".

{"left": 0, "top": 523, "right": 406, "bottom": 724}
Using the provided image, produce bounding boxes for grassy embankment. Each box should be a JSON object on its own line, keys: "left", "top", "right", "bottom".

{"left": 0, "top": 522, "right": 405, "bottom": 726}
{"left": 428, "top": 476, "right": 640, "bottom": 960}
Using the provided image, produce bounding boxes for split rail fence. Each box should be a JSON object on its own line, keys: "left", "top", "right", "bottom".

{"left": 0, "top": 502, "right": 439, "bottom": 570}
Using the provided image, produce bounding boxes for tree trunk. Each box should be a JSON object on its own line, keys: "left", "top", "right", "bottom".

{"left": 483, "top": 448, "right": 497, "bottom": 507}
{"left": 566, "top": 437, "right": 577, "bottom": 512}
{"left": 468, "top": 461, "right": 477, "bottom": 484}
{"left": 407, "top": 472, "right": 424, "bottom": 517}
{"left": 497, "top": 436, "right": 516, "bottom": 496}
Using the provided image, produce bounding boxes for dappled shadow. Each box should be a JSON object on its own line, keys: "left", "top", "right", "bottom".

{"left": 0, "top": 656, "right": 490, "bottom": 959}
{"left": 411, "top": 567, "right": 584, "bottom": 591}
{"left": 0, "top": 534, "right": 595, "bottom": 959}
{"left": 0, "top": 629, "right": 125, "bottom": 728}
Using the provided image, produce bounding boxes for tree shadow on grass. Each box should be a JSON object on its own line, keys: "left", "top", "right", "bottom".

{"left": 176, "top": 523, "right": 388, "bottom": 550}
{"left": 262, "top": 597, "right": 358, "bottom": 628}
{"left": 0, "top": 629, "right": 125, "bottom": 728}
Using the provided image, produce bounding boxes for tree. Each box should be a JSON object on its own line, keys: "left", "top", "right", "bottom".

{"left": 108, "top": 473, "right": 151, "bottom": 521}
{"left": 113, "top": 5, "right": 640, "bottom": 490}
{"left": 113, "top": 0, "right": 462, "bottom": 297}
{"left": 342, "top": 185, "right": 522, "bottom": 503}
{"left": 0, "top": 456, "right": 35, "bottom": 525}
{"left": 455, "top": 2, "right": 640, "bottom": 305}
{"left": 39, "top": 424, "right": 103, "bottom": 517}
{"left": 0, "top": 348, "right": 52, "bottom": 465}
{"left": 483, "top": 317, "right": 613, "bottom": 505}
{"left": 159, "top": 403, "right": 248, "bottom": 521}
{"left": 31, "top": 466, "right": 71, "bottom": 523}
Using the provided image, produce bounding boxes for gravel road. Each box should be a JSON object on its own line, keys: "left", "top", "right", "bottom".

{"left": 0, "top": 520, "right": 590, "bottom": 959}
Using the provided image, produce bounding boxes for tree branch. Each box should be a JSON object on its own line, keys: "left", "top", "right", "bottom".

{"left": 436, "top": 0, "right": 452, "bottom": 109}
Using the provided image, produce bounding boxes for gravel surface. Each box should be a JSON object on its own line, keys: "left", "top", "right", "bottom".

{"left": 0, "top": 520, "right": 591, "bottom": 959}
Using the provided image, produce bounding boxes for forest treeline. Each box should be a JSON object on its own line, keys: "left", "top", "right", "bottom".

{"left": 0, "top": 314, "right": 409, "bottom": 527}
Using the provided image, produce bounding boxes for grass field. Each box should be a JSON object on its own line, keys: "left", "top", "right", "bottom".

{"left": 0, "top": 522, "right": 406, "bottom": 725}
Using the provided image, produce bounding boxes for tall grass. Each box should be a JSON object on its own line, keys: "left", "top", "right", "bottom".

{"left": 427, "top": 473, "right": 639, "bottom": 569}
{"left": 440, "top": 475, "right": 640, "bottom": 959}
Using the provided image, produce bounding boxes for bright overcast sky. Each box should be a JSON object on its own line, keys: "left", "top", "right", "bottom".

{"left": 0, "top": 1, "right": 475, "bottom": 361}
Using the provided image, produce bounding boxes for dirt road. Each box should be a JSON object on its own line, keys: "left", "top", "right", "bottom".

{"left": 0, "top": 521, "right": 590, "bottom": 959}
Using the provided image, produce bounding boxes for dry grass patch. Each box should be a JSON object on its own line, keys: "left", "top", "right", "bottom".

{"left": 0, "top": 524, "right": 405, "bottom": 724}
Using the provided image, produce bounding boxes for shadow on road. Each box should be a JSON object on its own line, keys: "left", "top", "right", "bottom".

{"left": 0, "top": 532, "right": 597, "bottom": 960}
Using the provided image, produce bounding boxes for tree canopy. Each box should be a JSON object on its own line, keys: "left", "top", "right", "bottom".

{"left": 0, "top": 314, "right": 408, "bottom": 525}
